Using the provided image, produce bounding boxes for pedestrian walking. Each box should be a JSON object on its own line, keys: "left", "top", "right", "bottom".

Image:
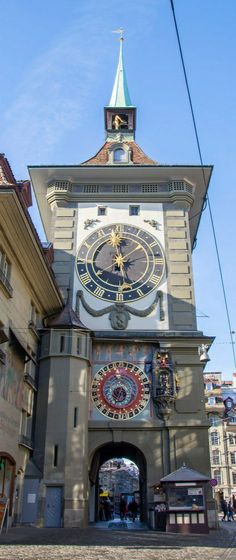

{"left": 221, "top": 499, "right": 228, "bottom": 521}
{"left": 232, "top": 494, "right": 236, "bottom": 514}
{"left": 227, "top": 500, "right": 234, "bottom": 522}
{"left": 119, "top": 497, "right": 127, "bottom": 520}
{"left": 128, "top": 498, "right": 138, "bottom": 522}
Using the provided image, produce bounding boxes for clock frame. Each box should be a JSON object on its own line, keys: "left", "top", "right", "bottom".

{"left": 76, "top": 223, "right": 165, "bottom": 302}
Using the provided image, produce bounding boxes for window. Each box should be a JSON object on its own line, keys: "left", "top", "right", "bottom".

{"left": 74, "top": 407, "right": 78, "bottom": 428}
{"left": 230, "top": 452, "right": 236, "bottom": 465}
{"left": 60, "top": 336, "right": 65, "bottom": 353}
{"left": 211, "top": 431, "right": 219, "bottom": 445}
{"left": 129, "top": 205, "right": 140, "bottom": 216}
{"left": 225, "top": 398, "right": 233, "bottom": 410}
{"left": 209, "top": 415, "right": 220, "bottom": 426}
{"left": 214, "top": 469, "right": 222, "bottom": 485}
{"left": 98, "top": 207, "right": 106, "bottom": 216}
{"left": 206, "top": 382, "right": 213, "bottom": 391}
{"left": 233, "top": 473, "right": 236, "bottom": 484}
{"left": 53, "top": 445, "right": 58, "bottom": 467}
{"left": 212, "top": 449, "right": 220, "bottom": 465}
{"left": 229, "top": 434, "right": 236, "bottom": 445}
{"left": 0, "top": 247, "right": 12, "bottom": 297}
{"left": 114, "top": 148, "right": 127, "bottom": 162}
{"left": 77, "top": 337, "right": 81, "bottom": 355}
{"left": 208, "top": 397, "right": 216, "bottom": 405}
{"left": 228, "top": 416, "right": 236, "bottom": 424}
{"left": 30, "top": 303, "right": 39, "bottom": 329}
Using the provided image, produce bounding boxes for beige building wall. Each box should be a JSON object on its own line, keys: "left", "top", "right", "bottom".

{"left": 0, "top": 178, "right": 62, "bottom": 525}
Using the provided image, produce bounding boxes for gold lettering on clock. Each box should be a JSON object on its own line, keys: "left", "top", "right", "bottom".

{"left": 80, "top": 272, "right": 91, "bottom": 285}
{"left": 94, "top": 287, "right": 105, "bottom": 297}
{"left": 150, "top": 274, "right": 161, "bottom": 285}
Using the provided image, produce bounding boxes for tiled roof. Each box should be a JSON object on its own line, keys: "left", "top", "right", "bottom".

{"left": 0, "top": 153, "right": 17, "bottom": 184}
{"left": 44, "top": 298, "right": 90, "bottom": 331}
{"left": 81, "top": 141, "right": 157, "bottom": 166}
{"left": 160, "top": 465, "right": 210, "bottom": 483}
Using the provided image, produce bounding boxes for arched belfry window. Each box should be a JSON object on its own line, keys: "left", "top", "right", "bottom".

{"left": 114, "top": 148, "right": 126, "bottom": 162}
{"left": 108, "top": 143, "right": 133, "bottom": 165}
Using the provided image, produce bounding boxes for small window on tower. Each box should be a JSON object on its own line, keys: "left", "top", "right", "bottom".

{"left": 114, "top": 148, "right": 127, "bottom": 162}
{"left": 129, "top": 205, "right": 140, "bottom": 216}
{"left": 98, "top": 207, "right": 107, "bottom": 216}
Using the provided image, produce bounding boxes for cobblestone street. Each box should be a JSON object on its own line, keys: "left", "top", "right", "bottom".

{"left": 0, "top": 522, "right": 236, "bottom": 560}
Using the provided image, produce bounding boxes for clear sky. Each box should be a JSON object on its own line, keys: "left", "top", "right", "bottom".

{"left": 1, "top": 0, "right": 235, "bottom": 377}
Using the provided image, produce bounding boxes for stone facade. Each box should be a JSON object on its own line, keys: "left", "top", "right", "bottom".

{"left": 0, "top": 155, "right": 62, "bottom": 526}
{"left": 1, "top": 41, "right": 216, "bottom": 531}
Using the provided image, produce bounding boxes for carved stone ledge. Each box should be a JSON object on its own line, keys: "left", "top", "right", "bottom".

{"left": 76, "top": 290, "right": 164, "bottom": 330}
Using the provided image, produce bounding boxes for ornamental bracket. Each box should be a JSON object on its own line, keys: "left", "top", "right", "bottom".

{"left": 76, "top": 290, "right": 164, "bottom": 330}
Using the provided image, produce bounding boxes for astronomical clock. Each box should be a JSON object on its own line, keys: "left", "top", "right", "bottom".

{"left": 76, "top": 223, "right": 165, "bottom": 302}
{"left": 91, "top": 361, "right": 150, "bottom": 420}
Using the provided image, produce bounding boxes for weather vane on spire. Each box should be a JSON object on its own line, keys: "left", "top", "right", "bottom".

{"left": 112, "top": 27, "right": 124, "bottom": 41}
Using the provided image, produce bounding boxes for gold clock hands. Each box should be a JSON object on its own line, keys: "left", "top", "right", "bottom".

{"left": 121, "top": 243, "right": 143, "bottom": 261}
{"left": 114, "top": 253, "right": 125, "bottom": 269}
{"left": 96, "top": 251, "right": 126, "bottom": 276}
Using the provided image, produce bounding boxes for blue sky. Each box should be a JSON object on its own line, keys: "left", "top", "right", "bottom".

{"left": 1, "top": 0, "right": 235, "bottom": 376}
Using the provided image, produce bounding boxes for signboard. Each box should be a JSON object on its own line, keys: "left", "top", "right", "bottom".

{"left": 210, "top": 478, "right": 218, "bottom": 487}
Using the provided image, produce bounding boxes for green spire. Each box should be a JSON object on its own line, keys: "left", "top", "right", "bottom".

{"left": 109, "top": 34, "right": 133, "bottom": 107}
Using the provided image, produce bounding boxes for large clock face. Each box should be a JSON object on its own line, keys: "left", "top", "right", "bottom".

{"left": 92, "top": 361, "right": 150, "bottom": 420}
{"left": 76, "top": 223, "right": 165, "bottom": 302}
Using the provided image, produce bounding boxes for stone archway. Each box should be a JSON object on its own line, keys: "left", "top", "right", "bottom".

{"left": 89, "top": 442, "right": 147, "bottom": 523}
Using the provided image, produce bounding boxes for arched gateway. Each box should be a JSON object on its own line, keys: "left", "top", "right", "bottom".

{"left": 89, "top": 442, "right": 147, "bottom": 522}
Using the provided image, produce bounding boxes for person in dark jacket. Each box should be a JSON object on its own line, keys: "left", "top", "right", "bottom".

{"left": 227, "top": 500, "right": 234, "bottom": 521}
{"left": 128, "top": 498, "right": 138, "bottom": 522}
{"left": 119, "top": 497, "right": 127, "bottom": 520}
{"left": 221, "top": 499, "right": 228, "bottom": 521}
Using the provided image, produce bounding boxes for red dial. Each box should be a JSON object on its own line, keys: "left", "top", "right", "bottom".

{"left": 91, "top": 361, "right": 150, "bottom": 420}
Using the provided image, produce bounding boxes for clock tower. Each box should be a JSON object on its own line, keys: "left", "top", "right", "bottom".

{"left": 28, "top": 37, "right": 215, "bottom": 529}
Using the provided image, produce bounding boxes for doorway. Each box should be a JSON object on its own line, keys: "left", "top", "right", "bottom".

{"left": 89, "top": 442, "right": 147, "bottom": 523}
{"left": 45, "top": 486, "right": 62, "bottom": 527}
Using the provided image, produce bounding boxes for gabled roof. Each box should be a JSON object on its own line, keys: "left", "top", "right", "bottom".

{"left": 81, "top": 141, "right": 157, "bottom": 166}
{"left": 160, "top": 464, "right": 210, "bottom": 483}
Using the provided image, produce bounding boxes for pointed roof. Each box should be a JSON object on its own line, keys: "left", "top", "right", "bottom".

{"left": 160, "top": 464, "right": 210, "bottom": 483}
{"left": 44, "top": 290, "right": 90, "bottom": 331}
{"left": 108, "top": 38, "right": 134, "bottom": 108}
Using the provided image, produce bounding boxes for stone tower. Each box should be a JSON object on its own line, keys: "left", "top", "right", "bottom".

{"left": 28, "top": 37, "right": 214, "bottom": 528}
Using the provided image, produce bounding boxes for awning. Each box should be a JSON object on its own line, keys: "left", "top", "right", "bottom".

{"left": 9, "top": 328, "right": 36, "bottom": 364}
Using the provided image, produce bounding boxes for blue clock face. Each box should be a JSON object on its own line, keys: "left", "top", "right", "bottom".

{"left": 76, "top": 223, "right": 165, "bottom": 302}
{"left": 91, "top": 361, "right": 150, "bottom": 420}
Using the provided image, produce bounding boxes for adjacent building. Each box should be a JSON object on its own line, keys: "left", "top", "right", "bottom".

{"left": 0, "top": 154, "right": 62, "bottom": 524}
{"left": 204, "top": 372, "right": 236, "bottom": 505}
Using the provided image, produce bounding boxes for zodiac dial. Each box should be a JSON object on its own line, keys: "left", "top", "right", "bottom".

{"left": 91, "top": 361, "right": 150, "bottom": 420}
{"left": 76, "top": 223, "right": 165, "bottom": 302}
